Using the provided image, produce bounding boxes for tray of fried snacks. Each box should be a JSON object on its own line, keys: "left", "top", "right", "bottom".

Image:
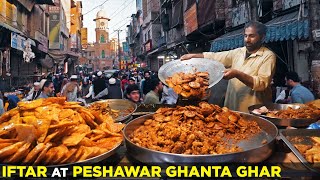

{"left": 0, "top": 97, "right": 124, "bottom": 166}
{"left": 248, "top": 103, "right": 320, "bottom": 127}
{"left": 88, "top": 99, "right": 137, "bottom": 122}
{"left": 158, "top": 58, "right": 225, "bottom": 98}
{"left": 280, "top": 129, "right": 320, "bottom": 174}
{"left": 124, "top": 102, "right": 278, "bottom": 164}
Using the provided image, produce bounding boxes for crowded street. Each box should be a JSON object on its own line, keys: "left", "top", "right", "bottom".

{"left": 0, "top": 0, "right": 320, "bottom": 179}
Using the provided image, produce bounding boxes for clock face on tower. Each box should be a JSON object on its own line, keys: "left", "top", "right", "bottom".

{"left": 100, "top": 22, "right": 105, "bottom": 26}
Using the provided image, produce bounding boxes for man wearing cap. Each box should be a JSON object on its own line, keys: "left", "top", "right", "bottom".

{"left": 106, "top": 78, "right": 123, "bottom": 99}
{"left": 23, "top": 82, "right": 41, "bottom": 101}
{"left": 61, "top": 75, "right": 80, "bottom": 102}
{"left": 93, "top": 71, "right": 108, "bottom": 100}
{"left": 94, "top": 78, "right": 123, "bottom": 99}
{"left": 37, "top": 80, "right": 54, "bottom": 99}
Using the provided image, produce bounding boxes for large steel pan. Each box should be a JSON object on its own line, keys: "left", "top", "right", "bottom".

{"left": 248, "top": 103, "right": 319, "bottom": 127}
{"left": 123, "top": 113, "right": 277, "bottom": 164}
{"left": 158, "top": 58, "right": 225, "bottom": 88}
{"left": 280, "top": 129, "right": 320, "bottom": 174}
{"left": 89, "top": 99, "right": 137, "bottom": 122}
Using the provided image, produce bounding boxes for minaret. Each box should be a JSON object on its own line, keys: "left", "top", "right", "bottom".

{"left": 94, "top": 9, "right": 110, "bottom": 43}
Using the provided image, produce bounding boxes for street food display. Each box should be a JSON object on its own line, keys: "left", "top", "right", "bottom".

{"left": 252, "top": 105, "right": 320, "bottom": 119}
{"left": 165, "top": 72, "right": 209, "bottom": 99}
{"left": 0, "top": 97, "right": 124, "bottom": 165}
{"left": 88, "top": 100, "right": 137, "bottom": 122}
{"left": 280, "top": 129, "right": 320, "bottom": 172}
{"left": 294, "top": 137, "right": 320, "bottom": 165}
{"left": 129, "top": 102, "right": 261, "bottom": 155}
{"left": 249, "top": 103, "right": 320, "bottom": 127}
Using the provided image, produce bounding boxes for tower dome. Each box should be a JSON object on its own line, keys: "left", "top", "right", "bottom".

{"left": 96, "top": 10, "right": 108, "bottom": 19}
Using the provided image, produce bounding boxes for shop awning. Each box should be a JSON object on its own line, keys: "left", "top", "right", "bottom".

{"left": 0, "top": 22, "right": 25, "bottom": 35}
{"left": 0, "top": 22, "right": 36, "bottom": 46}
{"left": 48, "top": 50, "right": 80, "bottom": 64}
{"left": 210, "top": 11, "right": 309, "bottom": 52}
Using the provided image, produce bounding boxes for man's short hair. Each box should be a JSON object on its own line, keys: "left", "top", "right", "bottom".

{"left": 150, "top": 78, "right": 161, "bottom": 91}
{"left": 126, "top": 84, "right": 140, "bottom": 94}
{"left": 144, "top": 71, "right": 150, "bottom": 76}
{"left": 286, "top": 71, "right": 300, "bottom": 83}
{"left": 42, "top": 80, "right": 52, "bottom": 91}
{"left": 244, "top": 21, "right": 267, "bottom": 36}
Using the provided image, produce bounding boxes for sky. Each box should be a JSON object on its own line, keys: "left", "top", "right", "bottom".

{"left": 81, "top": 0, "right": 136, "bottom": 43}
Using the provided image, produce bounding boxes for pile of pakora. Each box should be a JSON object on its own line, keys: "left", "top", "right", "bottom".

{"left": 264, "top": 105, "right": 320, "bottom": 119}
{"left": 88, "top": 101, "right": 134, "bottom": 121}
{"left": 165, "top": 72, "right": 209, "bottom": 99}
{"left": 129, "top": 102, "right": 261, "bottom": 155}
{"left": 0, "top": 97, "right": 124, "bottom": 165}
{"left": 294, "top": 137, "right": 320, "bottom": 166}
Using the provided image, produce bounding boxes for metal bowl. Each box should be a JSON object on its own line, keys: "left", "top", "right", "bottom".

{"left": 248, "top": 103, "right": 319, "bottom": 127}
{"left": 158, "top": 58, "right": 225, "bottom": 88}
{"left": 123, "top": 113, "right": 277, "bottom": 164}
{"left": 89, "top": 99, "right": 137, "bottom": 122}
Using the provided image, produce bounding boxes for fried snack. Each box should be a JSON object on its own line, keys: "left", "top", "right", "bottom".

{"left": 129, "top": 102, "right": 261, "bottom": 155}
{"left": 294, "top": 137, "right": 320, "bottom": 165}
{"left": 265, "top": 105, "right": 320, "bottom": 119}
{"left": 88, "top": 101, "right": 134, "bottom": 121}
{"left": 165, "top": 72, "right": 210, "bottom": 99}
{"left": 0, "top": 97, "right": 124, "bottom": 165}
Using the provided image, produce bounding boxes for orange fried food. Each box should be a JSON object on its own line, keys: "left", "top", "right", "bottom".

{"left": 265, "top": 105, "right": 320, "bottom": 119}
{"left": 0, "top": 142, "right": 25, "bottom": 160}
{"left": 166, "top": 71, "right": 210, "bottom": 99}
{"left": 18, "top": 99, "right": 43, "bottom": 110}
{"left": 130, "top": 102, "right": 261, "bottom": 155}
{"left": 0, "top": 97, "right": 123, "bottom": 165}
{"left": 4, "top": 142, "right": 31, "bottom": 163}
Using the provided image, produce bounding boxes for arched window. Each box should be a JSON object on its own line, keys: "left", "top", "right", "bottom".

{"left": 100, "top": 35, "right": 105, "bottom": 43}
{"left": 101, "top": 50, "right": 105, "bottom": 58}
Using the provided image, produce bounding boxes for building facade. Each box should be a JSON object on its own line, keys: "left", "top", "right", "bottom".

{"left": 0, "top": 0, "right": 55, "bottom": 90}
{"left": 80, "top": 10, "right": 114, "bottom": 72}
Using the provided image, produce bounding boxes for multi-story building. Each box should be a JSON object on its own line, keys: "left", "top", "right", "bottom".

{"left": 0, "top": 0, "right": 54, "bottom": 89}
{"left": 80, "top": 10, "right": 113, "bottom": 71}
{"left": 48, "top": 0, "right": 81, "bottom": 76}
{"left": 70, "top": 0, "right": 83, "bottom": 53}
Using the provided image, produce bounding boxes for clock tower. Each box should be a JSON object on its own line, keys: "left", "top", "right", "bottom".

{"left": 94, "top": 10, "right": 110, "bottom": 43}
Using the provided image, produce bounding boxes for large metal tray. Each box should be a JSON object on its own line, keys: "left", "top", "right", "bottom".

{"left": 279, "top": 129, "right": 320, "bottom": 174}
{"left": 158, "top": 58, "right": 225, "bottom": 88}
{"left": 248, "top": 103, "right": 319, "bottom": 127}
{"left": 123, "top": 112, "right": 277, "bottom": 164}
{"left": 89, "top": 99, "right": 137, "bottom": 122}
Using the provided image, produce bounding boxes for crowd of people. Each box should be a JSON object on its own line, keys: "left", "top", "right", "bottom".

{"left": 0, "top": 21, "right": 317, "bottom": 116}
{"left": 0, "top": 69, "right": 179, "bottom": 115}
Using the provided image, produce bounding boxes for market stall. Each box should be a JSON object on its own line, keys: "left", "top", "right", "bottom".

{"left": 0, "top": 59, "right": 319, "bottom": 178}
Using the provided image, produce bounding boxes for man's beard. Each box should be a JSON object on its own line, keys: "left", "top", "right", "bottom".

{"left": 245, "top": 40, "right": 263, "bottom": 52}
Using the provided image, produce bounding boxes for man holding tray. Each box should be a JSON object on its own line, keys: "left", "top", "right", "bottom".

{"left": 181, "top": 21, "right": 276, "bottom": 112}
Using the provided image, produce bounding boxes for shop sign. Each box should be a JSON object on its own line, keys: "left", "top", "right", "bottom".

{"left": 81, "top": 28, "right": 88, "bottom": 49}
{"left": 35, "top": 31, "right": 48, "bottom": 53}
{"left": 49, "top": 1, "right": 60, "bottom": 49}
{"left": 122, "top": 42, "right": 129, "bottom": 52}
{"left": 71, "top": 34, "right": 77, "bottom": 48}
{"left": 11, "top": 32, "right": 26, "bottom": 51}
